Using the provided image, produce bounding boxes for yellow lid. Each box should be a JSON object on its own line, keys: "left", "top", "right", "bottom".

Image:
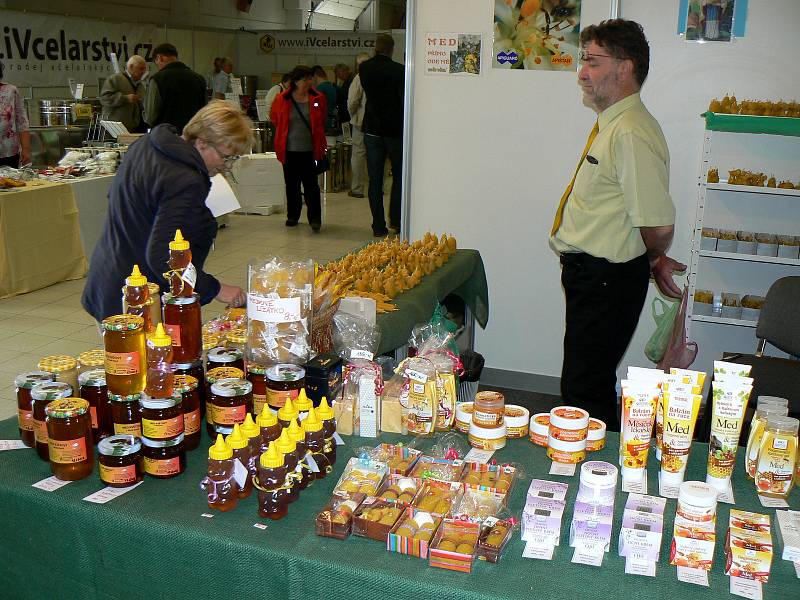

{"left": 226, "top": 328, "right": 247, "bottom": 345}
{"left": 287, "top": 418, "right": 305, "bottom": 443}
{"left": 295, "top": 388, "right": 313, "bottom": 412}
{"left": 256, "top": 404, "right": 278, "bottom": 428}
{"left": 208, "top": 434, "right": 233, "bottom": 460}
{"left": 316, "top": 396, "right": 334, "bottom": 420}
{"left": 260, "top": 440, "right": 285, "bottom": 468}
{"left": 277, "top": 396, "right": 298, "bottom": 421}
{"left": 202, "top": 332, "right": 221, "bottom": 351}
{"left": 240, "top": 413, "right": 260, "bottom": 440}
{"left": 37, "top": 355, "right": 78, "bottom": 373}
{"left": 147, "top": 323, "right": 172, "bottom": 348}
{"left": 225, "top": 423, "right": 249, "bottom": 450}
{"left": 169, "top": 229, "right": 190, "bottom": 251}
{"left": 77, "top": 349, "right": 104, "bottom": 367}
{"left": 126, "top": 264, "right": 148, "bottom": 287}
{"left": 275, "top": 427, "right": 296, "bottom": 454}
{"left": 303, "top": 406, "right": 323, "bottom": 432}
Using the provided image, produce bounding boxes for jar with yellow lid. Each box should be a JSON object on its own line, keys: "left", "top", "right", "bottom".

{"left": 45, "top": 397, "right": 94, "bottom": 481}
{"left": 173, "top": 374, "right": 201, "bottom": 450}
{"left": 15, "top": 371, "right": 54, "bottom": 448}
{"left": 202, "top": 332, "right": 221, "bottom": 354}
{"left": 38, "top": 354, "right": 79, "bottom": 398}
{"left": 77, "top": 349, "right": 105, "bottom": 375}
{"left": 31, "top": 381, "right": 72, "bottom": 461}
{"left": 102, "top": 314, "right": 146, "bottom": 396}
{"left": 225, "top": 328, "right": 247, "bottom": 353}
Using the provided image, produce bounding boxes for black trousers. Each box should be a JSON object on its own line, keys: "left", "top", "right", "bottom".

{"left": 0, "top": 154, "right": 20, "bottom": 168}
{"left": 282, "top": 151, "right": 321, "bottom": 224}
{"left": 364, "top": 134, "right": 402, "bottom": 233}
{"left": 560, "top": 252, "right": 650, "bottom": 431}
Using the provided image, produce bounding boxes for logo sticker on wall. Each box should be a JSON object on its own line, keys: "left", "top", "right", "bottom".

{"left": 259, "top": 34, "right": 276, "bottom": 54}
{"left": 496, "top": 51, "right": 519, "bottom": 65}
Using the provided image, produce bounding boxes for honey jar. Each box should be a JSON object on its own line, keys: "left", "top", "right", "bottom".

{"left": 141, "top": 433, "right": 186, "bottom": 478}
{"left": 163, "top": 294, "right": 202, "bottom": 363}
{"left": 225, "top": 328, "right": 247, "bottom": 353}
{"left": 78, "top": 369, "right": 112, "bottom": 443}
{"left": 205, "top": 366, "right": 245, "bottom": 435}
{"left": 30, "top": 381, "right": 72, "bottom": 461}
{"left": 173, "top": 360, "right": 206, "bottom": 418}
{"left": 45, "top": 397, "right": 94, "bottom": 481}
{"left": 110, "top": 392, "right": 143, "bottom": 437}
{"left": 266, "top": 364, "right": 305, "bottom": 411}
{"left": 210, "top": 378, "right": 253, "bottom": 432}
{"left": 173, "top": 374, "right": 201, "bottom": 451}
{"left": 140, "top": 394, "right": 184, "bottom": 441}
{"left": 472, "top": 391, "right": 505, "bottom": 428}
{"left": 102, "top": 314, "right": 146, "bottom": 396}
{"left": 37, "top": 354, "right": 79, "bottom": 397}
{"left": 98, "top": 434, "right": 144, "bottom": 488}
{"left": 247, "top": 364, "right": 269, "bottom": 416}
{"left": 202, "top": 333, "right": 221, "bottom": 355}
{"left": 207, "top": 347, "right": 245, "bottom": 372}
{"left": 77, "top": 349, "right": 105, "bottom": 375}
{"left": 15, "top": 371, "right": 54, "bottom": 447}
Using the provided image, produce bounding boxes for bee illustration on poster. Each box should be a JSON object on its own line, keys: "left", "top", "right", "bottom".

{"left": 425, "top": 33, "right": 482, "bottom": 75}
{"left": 678, "top": 0, "right": 749, "bottom": 43}
{"left": 493, "top": 0, "right": 582, "bottom": 71}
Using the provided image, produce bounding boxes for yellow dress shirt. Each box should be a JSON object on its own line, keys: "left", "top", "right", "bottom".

{"left": 550, "top": 93, "right": 676, "bottom": 263}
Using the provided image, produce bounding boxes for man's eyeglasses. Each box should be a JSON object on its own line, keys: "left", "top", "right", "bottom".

{"left": 209, "top": 142, "right": 240, "bottom": 170}
{"left": 578, "top": 49, "right": 623, "bottom": 63}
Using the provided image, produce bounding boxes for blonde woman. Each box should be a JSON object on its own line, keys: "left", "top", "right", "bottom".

{"left": 82, "top": 100, "right": 253, "bottom": 321}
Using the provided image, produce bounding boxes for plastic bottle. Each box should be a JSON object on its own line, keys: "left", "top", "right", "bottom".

{"left": 316, "top": 396, "right": 337, "bottom": 466}
{"left": 275, "top": 427, "right": 299, "bottom": 503}
{"left": 754, "top": 415, "right": 798, "bottom": 499}
{"left": 226, "top": 423, "right": 252, "bottom": 499}
{"left": 257, "top": 441, "right": 289, "bottom": 520}
{"left": 124, "top": 265, "right": 152, "bottom": 333}
{"left": 287, "top": 418, "right": 312, "bottom": 490}
{"left": 303, "top": 406, "right": 331, "bottom": 478}
{"left": 256, "top": 405, "right": 282, "bottom": 454}
{"left": 144, "top": 323, "right": 174, "bottom": 399}
{"left": 295, "top": 388, "right": 313, "bottom": 421}
{"left": 240, "top": 413, "right": 262, "bottom": 487}
{"left": 277, "top": 396, "right": 299, "bottom": 429}
{"left": 200, "top": 434, "right": 238, "bottom": 512}
{"left": 168, "top": 229, "right": 195, "bottom": 297}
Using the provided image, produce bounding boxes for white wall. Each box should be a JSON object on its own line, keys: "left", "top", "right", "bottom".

{"left": 407, "top": 0, "right": 800, "bottom": 389}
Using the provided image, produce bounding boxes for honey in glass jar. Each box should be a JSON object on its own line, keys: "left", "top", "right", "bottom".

{"left": 37, "top": 355, "right": 79, "bottom": 398}
{"left": 45, "top": 397, "right": 94, "bottom": 481}
{"left": 140, "top": 393, "right": 184, "bottom": 441}
{"left": 163, "top": 294, "right": 202, "bottom": 363}
{"left": 142, "top": 433, "right": 186, "bottom": 478}
{"left": 207, "top": 347, "right": 245, "bottom": 373}
{"left": 110, "top": 392, "right": 143, "bottom": 437}
{"left": 15, "top": 371, "right": 54, "bottom": 448}
{"left": 78, "top": 369, "right": 111, "bottom": 442}
{"left": 173, "top": 360, "right": 206, "bottom": 418}
{"left": 225, "top": 328, "right": 247, "bottom": 353}
{"left": 266, "top": 364, "right": 305, "bottom": 411}
{"left": 205, "top": 366, "right": 245, "bottom": 435}
{"left": 77, "top": 349, "right": 105, "bottom": 375}
{"left": 173, "top": 374, "right": 201, "bottom": 451}
{"left": 98, "top": 434, "right": 144, "bottom": 488}
{"left": 102, "top": 314, "right": 146, "bottom": 396}
{"left": 210, "top": 378, "right": 253, "bottom": 432}
{"left": 31, "top": 381, "right": 72, "bottom": 461}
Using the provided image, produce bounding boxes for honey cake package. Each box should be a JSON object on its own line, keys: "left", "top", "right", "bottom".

{"left": 388, "top": 508, "right": 442, "bottom": 558}
{"left": 429, "top": 519, "right": 480, "bottom": 573}
{"left": 725, "top": 510, "right": 773, "bottom": 582}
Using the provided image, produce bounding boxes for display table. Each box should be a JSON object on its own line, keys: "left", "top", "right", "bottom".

{"left": 70, "top": 174, "right": 114, "bottom": 261}
{"left": 0, "top": 181, "right": 87, "bottom": 299}
{"left": 375, "top": 249, "right": 489, "bottom": 354}
{"left": 0, "top": 418, "right": 796, "bottom": 600}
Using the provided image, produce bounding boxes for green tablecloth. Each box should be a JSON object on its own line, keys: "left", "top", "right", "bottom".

{"left": 375, "top": 249, "right": 489, "bottom": 354}
{"left": 1, "top": 418, "right": 798, "bottom": 600}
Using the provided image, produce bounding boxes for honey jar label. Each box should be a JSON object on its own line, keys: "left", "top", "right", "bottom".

{"left": 99, "top": 463, "right": 137, "bottom": 484}
{"left": 17, "top": 408, "right": 33, "bottom": 431}
{"left": 206, "top": 401, "right": 213, "bottom": 423}
{"left": 142, "top": 415, "right": 184, "bottom": 438}
{"left": 33, "top": 419, "right": 48, "bottom": 443}
{"left": 48, "top": 437, "right": 88, "bottom": 464}
{"left": 114, "top": 422, "right": 143, "bottom": 437}
{"left": 212, "top": 404, "right": 247, "bottom": 425}
{"left": 266, "top": 388, "right": 298, "bottom": 410}
{"left": 164, "top": 324, "right": 181, "bottom": 347}
{"left": 90, "top": 406, "right": 98, "bottom": 429}
{"left": 105, "top": 351, "right": 141, "bottom": 376}
{"left": 253, "top": 393, "right": 267, "bottom": 415}
{"left": 184, "top": 409, "right": 201, "bottom": 435}
{"left": 144, "top": 456, "right": 181, "bottom": 476}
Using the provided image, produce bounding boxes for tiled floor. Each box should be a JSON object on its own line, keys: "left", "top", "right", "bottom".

{"left": 0, "top": 189, "right": 376, "bottom": 420}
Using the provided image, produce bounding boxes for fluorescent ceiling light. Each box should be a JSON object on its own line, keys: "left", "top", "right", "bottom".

{"left": 314, "top": 0, "right": 372, "bottom": 22}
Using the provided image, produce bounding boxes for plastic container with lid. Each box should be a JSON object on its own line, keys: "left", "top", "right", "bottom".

{"left": 503, "top": 405, "right": 530, "bottom": 439}
{"left": 287, "top": 419, "right": 312, "bottom": 489}
{"left": 102, "top": 314, "right": 146, "bottom": 396}
{"left": 257, "top": 405, "right": 282, "bottom": 452}
{"left": 576, "top": 461, "right": 618, "bottom": 504}
{"left": 173, "top": 374, "right": 201, "bottom": 451}
{"left": 15, "top": 371, "right": 55, "bottom": 447}
{"left": 45, "top": 397, "right": 94, "bottom": 481}
{"left": 676, "top": 481, "right": 717, "bottom": 523}
{"left": 548, "top": 406, "right": 589, "bottom": 443}
{"left": 756, "top": 396, "right": 788, "bottom": 409}
{"left": 210, "top": 378, "right": 253, "bottom": 431}
{"left": 207, "top": 347, "right": 245, "bottom": 372}
{"left": 201, "top": 434, "right": 238, "bottom": 511}
{"left": 167, "top": 229, "right": 194, "bottom": 297}
{"left": 30, "top": 381, "right": 73, "bottom": 461}
{"left": 98, "top": 434, "right": 143, "bottom": 488}
{"left": 754, "top": 415, "right": 798, "bottom": 499}
{"left": 110, "top": 392, "right": 143, "bottom": 437}
{"left": 141, "top": 433, "right": 186, "bottom": 478}
{"left": 586, "top": 418, "right": 607, "bottom": 452}
{"left": 139, "top": 393, "right": 184, "bottom": 441}
{"left": 468, "top": 421, "right": 507, "bottom": 450}
{"left": 317, "top": 396, "right": 337, "bottom": 466}
{"left": 303, "top": 406, "right": 331, "bottom": 478}
{"left": 472, "top": 391, "right": 505, "bottom": 428}
{"left": 455, "top": 402, "right": 474, "bottom": 434}
{"left": 294, "top": 388, "right": 313, "bottom": 421}
{"left": 78, "top": 368, "right": 111, "bottom": 442}
{"left": 163, "top": 294, "right": 202, "bottom": 363}
{"left": 277, "top": 396, "right": 299, "bottom": 429}
{"left": 147, "top": 282, "right": 162, "bottom": 330}
{"left": 745, "top": 403, "right": 789, "bottom": 479}
{"left": 226, "top": 424, "right": 253, "bottom": 498}
{"left": 529, "top": 413, "right": 550, "bottom": 447}
{"left": 144, "top": 323, "right": 174, "bottom": 399}
{"left": 77, "top": 349, "right": 105, "bottom": 374}
{"left": 37, "top": 354, "right": 79, "bottom": 398}
{"left": 266, "top": 364, "right": 305, "bottom": 411}
{"left": 123, "top": 265, "right": 152, "bottom": 333}
{"left": 547, "top": 436, "right": 587, "bottom": 464}
{"left": 275, "top": 427, "right": 300, "bottom": 503}
{"left": 257, "top": 440, "right": 289, "bottom": 520}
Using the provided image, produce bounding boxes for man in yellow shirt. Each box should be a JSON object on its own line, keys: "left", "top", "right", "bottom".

{"left": 550, "top": 19, "right": 685, "bottom": 430}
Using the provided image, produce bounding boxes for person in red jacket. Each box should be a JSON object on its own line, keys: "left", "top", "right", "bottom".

{"left": 271, "top": 65, "right": 328, "bottom": 232}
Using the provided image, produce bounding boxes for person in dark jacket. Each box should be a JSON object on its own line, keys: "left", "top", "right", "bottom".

{"left": 143, "top": 43, "right": 207, "bottom": 132}
{"left": 81, "top": 101, "right": 253, "bottom": 322}
{"left": 359, "top": 34, "right": 405, "bottom": 236}
{"left": 270, "top": 65, "right": 328, "bottom": 232}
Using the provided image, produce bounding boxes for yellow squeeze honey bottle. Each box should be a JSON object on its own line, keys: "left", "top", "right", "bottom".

{"left": 124, "top": 265, "right": 152, "bottom": 333}
{"left": 316, "top": 396, "right": 337, "bottom": 466}
{"left": 277, "top": 396, "right": 298, "bottom": 429}
{"left": 226, "top": 424, "right": 252, "bottom": 499}
{"left": 295, "top": 388, "right": 313, "bottom": 421}
{"left": 287, "top": 419, "right": 312, "bottom": 490}
{"left": 145, "top": 323, "right": 174, "bottom": 399}
{"left": 201, "top": 434, "right": 238, "bottom": 512}
{"left": 257, "top": 405, "right": 282, "bottom": 455}
{"left": 276, "top": 428, "right": 299, "bottom": 503}
{"left": 754, "top": 416, "right": 799, "bottom": 499}
{"left": 168, "top": 229, "right": 195, "bottom": 297}
{"left": 303, "top": 407, "right": 331, "bottom": 478}
{"left": 240, "top": 414, "right": 262, "bottom": 486}
{"left": 257, "top": 441, "right": 289, "bottom": 520}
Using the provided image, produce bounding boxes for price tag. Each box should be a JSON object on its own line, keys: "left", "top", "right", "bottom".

{"left": 523, "top": 541, "right": 555, "bottom": 560}
{"left": 305, "top": 454, "right": 320, "bottom": 473}
{"left": 677, "top": 566, "right": 709, "bottom": 586}
{"left": 0, "top": 440, "right": 28, "bottom": 450}
{"left": 333, "top": 432, "right": 345, "bottom": 445}
{"left": 717, "top": 484, "right": 735, "bottom": 505}
{"left": 351, "top": 349, "right": 374, "bottom": 361}
{"left": 625, "top": 556, "right": 656, "bottom": 577}
{"left": 730, "top": 577, "right": 762, "bottom": 600}
{"left": 549, "top": 462, "right": 576, "bottom": 477}
{"left": 83, "top": 481, "right": 143, "bottom": 504}
{"left": 464, "top": 448, "right": 494, "bottom": 464}
{"left": 622, "top": 472, "right": 648, "bottom": 494}
{"left": 265, "top": 337, "right": 278, "bottom": 351}
{"left": 288, "top": 342, "right": 305, "bottom": 357}
{"left": 233, "top": 458, "right": 248, "bottom": 489}
{"left": 181, "top": 262, "right": 197, "bottom": 288}
{"left": 201, "top": 513, "right": 214, "bottom": 518}
{"left": 571, "top": 546, "right": 604, "bottom": 567}
{"left": 32, "top": 476, "right": 72, "bottom": 491}
{"left": 406, "top": 369, "right": 427, "bottom": 383}
{"left": 253, "top": 522, "right": 268, "bottom": 530}
{"left": 759, "top": 495, "right": 789, "bottom": 509}
{"left": 794, "top": 562, "right": 800, "bottom": 578}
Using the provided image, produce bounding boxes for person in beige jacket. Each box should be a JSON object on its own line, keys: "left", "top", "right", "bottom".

{"left": 100, "top": 55, "right": 147, "bottom": 133}
{"left": 346, "top": 52, "right": 370, "bottom": 198}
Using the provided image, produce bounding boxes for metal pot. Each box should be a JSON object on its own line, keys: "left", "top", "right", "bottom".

{"left": 250, "top": 121, "right": 274, "bottom": 153}
{"left": 39, "top": 99, "right": 72, "bottom": 126}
